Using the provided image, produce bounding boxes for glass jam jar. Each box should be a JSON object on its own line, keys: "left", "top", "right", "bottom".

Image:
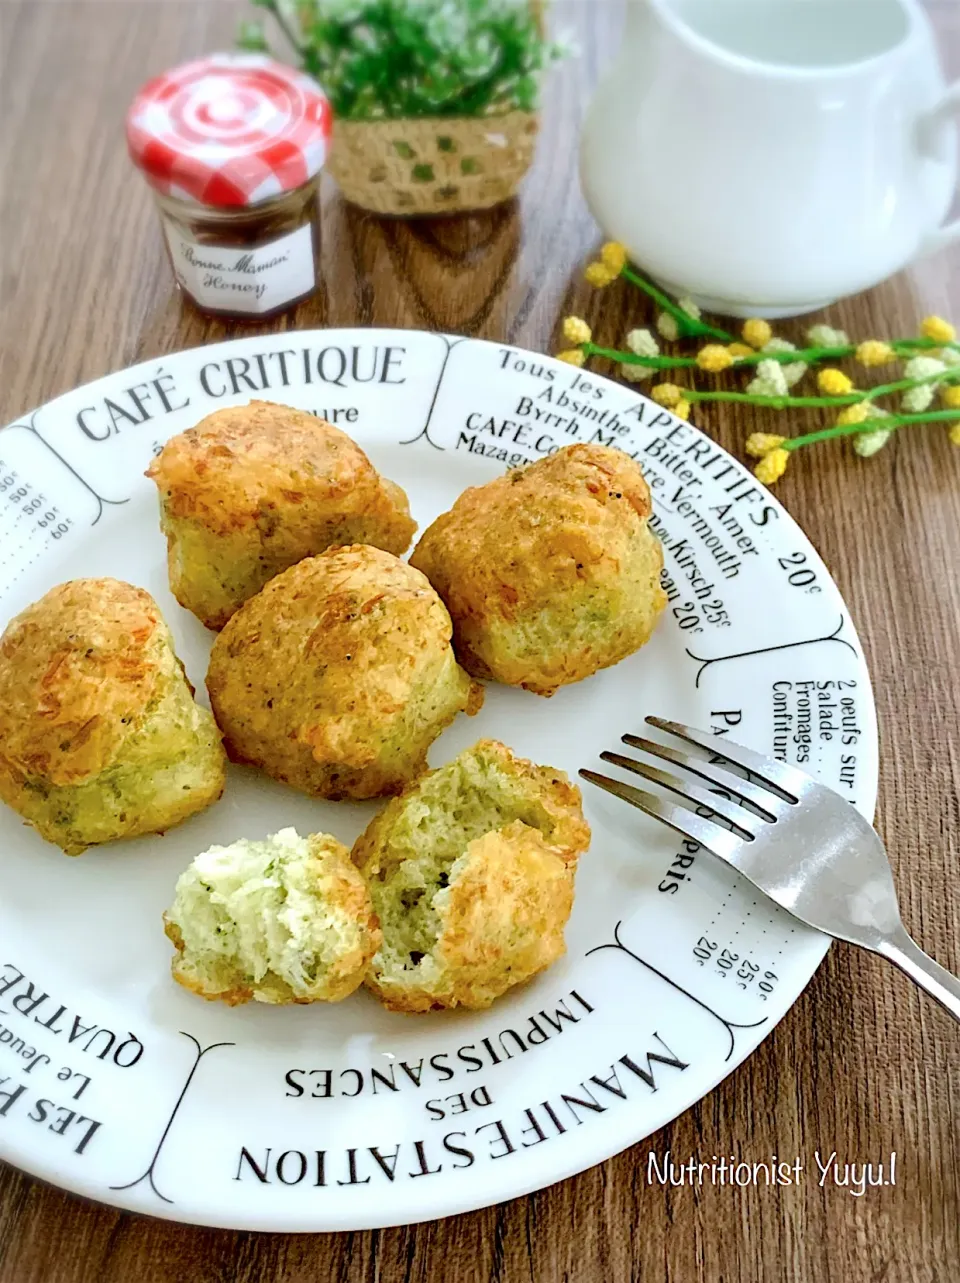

{"left": 126, "top": 53, "right": 331, "bottom": 319}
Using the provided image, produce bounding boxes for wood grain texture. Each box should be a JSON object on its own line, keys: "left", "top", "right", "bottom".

{"left": 0, "top": 2, "right": 958, "bottom": 1281}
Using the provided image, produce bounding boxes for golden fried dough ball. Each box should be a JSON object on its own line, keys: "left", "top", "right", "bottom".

{"left": 146, "top": 401, "right": 417, "bottom": 629}
{"left": 164, "top": 828, "right": 380, "bottom": 1005}
{"left": 353, "top": 739, "right": 590, "bottom": 1012}
{"left": 207, "top": 545, "right": 483, "bottom": 801}
{"left": 410, "top": 443, "right": 667, "bottom": 696}
{"left": 0, "top": 579, "right": 226, "bottom": 855}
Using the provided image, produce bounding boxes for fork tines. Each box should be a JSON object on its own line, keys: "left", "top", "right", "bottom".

{"left": 578, "top": 716, "right": 802, "bottom": 860}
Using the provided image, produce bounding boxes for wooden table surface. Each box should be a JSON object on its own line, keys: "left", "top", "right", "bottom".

{"left": 1, "top": 2, "right": 958, "bottom": 1280}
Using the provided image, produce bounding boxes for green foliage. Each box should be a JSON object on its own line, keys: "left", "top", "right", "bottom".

{"left": 239, "top": 0, "right": 566, "bottom": 120}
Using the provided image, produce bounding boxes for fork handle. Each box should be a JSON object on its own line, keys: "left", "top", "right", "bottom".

{"left": 878, "top": 928, "right": 960, "bottom": 1024}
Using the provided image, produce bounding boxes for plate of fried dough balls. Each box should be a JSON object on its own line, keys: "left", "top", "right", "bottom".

{"left": 0, "top": 401, "right": 667, "bottom": 1014}
{"left": 0, "top": 333, "right": 874, "bottom": 1231}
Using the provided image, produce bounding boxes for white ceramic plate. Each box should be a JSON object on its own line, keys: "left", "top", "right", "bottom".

{"left": 0, "top": 330, "right": 877, "bottom": 1230}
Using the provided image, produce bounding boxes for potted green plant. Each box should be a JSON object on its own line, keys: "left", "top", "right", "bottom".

{"left": 240, "top": 0, "right": 565, "bottom": 216}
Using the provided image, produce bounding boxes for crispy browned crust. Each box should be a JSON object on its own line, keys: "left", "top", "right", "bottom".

{"left": 146, "top": 400, "right": 416, "bottom": 540}
{"left": 365, "top": 822, "right": 576, "bottom": 1013}
{"left": 146, "top": 400, "right": 417, "bottom": 627}
{"left": 410, "top": 443, "right": 666, "bottom": 695}
{"left": 0, "top": 579, "right": 164, "bottom": 785}
{"left": 207, "top": 545, "right": 483, "bottom": 799}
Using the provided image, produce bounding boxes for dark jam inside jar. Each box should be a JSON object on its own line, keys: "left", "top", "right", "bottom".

{"left": 152, "top": 176, "right": 322, "bottom": 321}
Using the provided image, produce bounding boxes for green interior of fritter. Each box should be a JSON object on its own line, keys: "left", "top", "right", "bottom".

{"left": 370, "top": 749, "right": 558, "bottom": 972}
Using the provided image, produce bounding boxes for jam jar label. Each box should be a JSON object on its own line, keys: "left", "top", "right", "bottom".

{"left": 161, "top": 221, "right": 316, "bottom": 315}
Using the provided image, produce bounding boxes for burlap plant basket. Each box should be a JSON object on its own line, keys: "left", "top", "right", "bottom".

{"left": 328, "top": 110, "right": 540, "bottom": 216}
{"left": 325, "top": 1, "right": 546, "bottom": 217}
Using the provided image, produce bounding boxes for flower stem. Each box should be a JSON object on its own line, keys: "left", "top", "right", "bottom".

{"left": 584, "top": 343, "right": 698, "bottom": 369}
{"left": 688, "top": 390, "right": 861, "bottom": 409}
{"left": 784, "top": 409, "right": 960, "bottom": 450}
{"left": 619, "top": 268, "right": 736, "bottom": 343}
{"left": 735, "top": 345, "right": 850, "bottom": 365}
{"left": 864, "top": 370, "right": 958, "bottom": 400}
{"left": 893, "top": 337, "right": 960, "bottom": 354}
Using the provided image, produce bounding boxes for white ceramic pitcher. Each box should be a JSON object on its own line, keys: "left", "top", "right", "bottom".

{"left": 580, "top": 0, "right": 960, "bottom": 317}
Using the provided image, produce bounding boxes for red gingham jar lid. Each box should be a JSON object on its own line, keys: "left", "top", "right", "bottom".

{"left": 126, "top": 53, "right": 332, "bottom": 208}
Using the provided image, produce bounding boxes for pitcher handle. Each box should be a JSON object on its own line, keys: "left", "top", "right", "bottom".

{"left": 918, "top": 81, "right": 960, "bottom": 256}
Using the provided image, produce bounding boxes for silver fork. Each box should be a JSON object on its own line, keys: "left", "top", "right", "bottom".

{"left": 580, "top": 717, "right": 960, "bottom": 1024}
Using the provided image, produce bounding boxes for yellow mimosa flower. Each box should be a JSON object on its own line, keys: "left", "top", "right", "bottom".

{"left": 742, "top": 318, "right": 773, "bottom": 350}
{"left": 584, "top": 261, "right": 617, "bottom": 288}
{"left": 920, "top": 315, "right": 956, "bottom": 344}
{"left": 556, "top": 349, "right": 586, "bottom": 367}
{"left": 697, "top": 344, "right": 734, "bottom": 373}
{"left": 562, "top": 316, "right": 592, "bottom": 345}
{"left": 754, "top": 447, "right": 790, "bottom": 485}
{"left": 855, "top": 340, "right": 895, "bottom": 368}
{"left": 745, "top": 432, "right": 786, "bottom": 458}
{"left": 651, "top": 382, "right": 682, "bottom": 407}
{"left": 818, "top": 368, "right": 855, "bottom": 396}
{"left": 600, "top": 241, "right": 627, "bottom": 273}
{"left": 836, "top": 403, "right": 870, "bottom": 426}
